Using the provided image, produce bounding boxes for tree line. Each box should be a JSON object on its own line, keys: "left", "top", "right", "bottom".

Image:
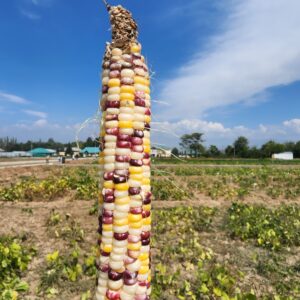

{"left": 0, "top": 137, "right": 99, "bottom": 153}
{"left": 2, "top": 134, "right": 300, "bottom": 159}
{"left": 172, "top": 133, "right": 300, "bottom": 158}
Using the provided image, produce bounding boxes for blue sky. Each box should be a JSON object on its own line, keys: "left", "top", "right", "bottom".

{"left": 0, "top": 0, "right": 300, "bottom": 148}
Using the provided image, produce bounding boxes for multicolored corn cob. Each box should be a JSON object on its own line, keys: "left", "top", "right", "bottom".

{"left": 96, "top": 4, "right": 152, "bottom": 300}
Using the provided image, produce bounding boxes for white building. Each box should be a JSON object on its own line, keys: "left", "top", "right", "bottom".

{"left": 272, "top": 152, "right": 293, "bottom": 160}
{"left": 151, "top": 146, "right": 172, "bottom": 158}
{"left": 0, "top": 151, "right": 32, "bottom": 158}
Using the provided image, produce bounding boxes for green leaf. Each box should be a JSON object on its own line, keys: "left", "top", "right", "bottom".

{"left": 213, "top": 287, "right": 223, "bottom": 297}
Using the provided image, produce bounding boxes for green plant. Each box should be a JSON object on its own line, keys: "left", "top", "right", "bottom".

{"left": 0, "top": 236, "right": 35, "bottom": 299}
{"left": 227, "top": 203, "right": 300, "bottom": 250}
{"left": 40, "top": 247, "right": 82, "bottom": 290}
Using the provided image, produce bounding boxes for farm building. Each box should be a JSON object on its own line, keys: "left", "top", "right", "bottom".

{"left": 151, "top": 146, "right": 172, "bottom": 158}
{"left": 29, "top": 148, "right": 56, "bottom": 157}
{"left": 0, "top": 151, "right": 32, "bottom": 158}
{"left": 72, "top": 147, "right": 81, "bottom": 155}
{"left": 80, "top": 147, "right": 100, "bottom": 156}
{"left": 272, "top": 152, "right": 293, "bottom": 160}
{"left": 59, "top": 147, "right": 81, "bottom": 157}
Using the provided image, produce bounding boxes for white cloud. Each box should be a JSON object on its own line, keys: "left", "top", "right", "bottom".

{"left": 152, "top": 118, "right": 300, "bottom": 148}
{"left": 259, "top": 124, "right": 267, "bottom": 133}
{"left": 158, "top": 0, "right": 300, "bottom": 120}
{"left": 20, "top": 9, "right": 41, "bottom": 20}
{"left": 23, "top": 109, "right": 47, "bottom": 119}
{"left": 1, "top": 116, "right": 299, "bottom": 146}
{"left": 33, "top": 119, "right": 47, "bottom": 127}
{"left": 283, "top": 119, "right": 300, "bottom": 133}
{"left": 0, "top": 91, "right": 30, "bottom": 104}
{"left": 0, "top": 119, "right": 99, "bottom": 142}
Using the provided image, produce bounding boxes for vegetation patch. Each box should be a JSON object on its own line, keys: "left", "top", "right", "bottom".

{"left": 227, "top": 203, "right": 300, "bottom": 250}
{"left": 0, "top": 236, "right": 36, "bottom": 300}
{"left": 0, "top": 167, "right": 98, "bottom": 202}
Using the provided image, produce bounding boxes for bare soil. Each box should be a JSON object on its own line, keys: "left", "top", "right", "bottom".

{"left": 0, "top": 197, "right": 97, "bottom": 300}
{"left": 1, "top": 164, "right": 299, "bottom": 299}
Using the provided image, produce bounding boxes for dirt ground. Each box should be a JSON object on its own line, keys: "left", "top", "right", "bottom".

{"left": 0, "top": 160, "right": 98, "bottom": 186}
{"left": 1, "top": 164, "right": 299, "bottom": 299}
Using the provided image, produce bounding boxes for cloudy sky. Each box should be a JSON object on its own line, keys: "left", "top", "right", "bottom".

{"left": 0, "top": 0, "right": 300, "bottom": 148}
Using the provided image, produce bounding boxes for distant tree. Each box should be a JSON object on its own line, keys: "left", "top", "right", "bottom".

{"left": 225, "top": 145, "right": 234, "bottom": 157}
{"left": 85, "top": 137, "right": 96, "bottom": 147}
{"left": 261, "top": 140, "right": 285, "bottom": 158}
{"left": 180, "top": 133, "right": 205, "bottom": 157}
{"left": 180, "top": 134, "right": 193, "bottom": 156}
{"left": 248, "top": 146, "right": 261, "bottom": 158}
{"left": 233, "top": 136, "right": 249, "bottom": 157}
{"left": 284, "top": 141, "right": 295, "bottom": 152}
{"left": 208, "top": 145, "right": 221, "bottom": 157}
{"left": 0, "top": 137, "right": 18, "bottom": 151}
{"left": 294, "top": 141, "right": 300, "bottom": 158}
{"left": 171, "top": 147, "right": 179, "bottom": 156}
{"left": 65, "top": 143, "right": 73, "bottom": 156}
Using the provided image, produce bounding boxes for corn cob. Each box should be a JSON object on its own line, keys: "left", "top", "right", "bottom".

{"left": 96, "top": 4, "right": 152, "bottom": 300}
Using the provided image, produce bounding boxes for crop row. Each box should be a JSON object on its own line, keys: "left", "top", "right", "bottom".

{"left": 2, "top": 203, "right": 299, "bottom": 299}
{"left": 0, "top": 168, "right": 98, "bottom": 202}
{"left": 151, "top": 205, "right": 300, "bottom": 299}
{"left": 1, "top": 166, "right": 300, "bottom": 202}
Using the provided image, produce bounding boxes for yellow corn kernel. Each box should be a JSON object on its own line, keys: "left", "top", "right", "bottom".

{"left": 141, "top": 258, "right": 150, "bottom": 266}
{"left": 128, "top": 214, "right": 142, "bottom": 223}
{"left": 128, "top": 242, "right": 141, "bottom": 251}
{"left": 129, "top": 220, "right": 143, "bottom": 229}
{"left": 115, "top": 196, "right": 130, "bottom": 205}
{"left": 119, "top": 121, "right": 133, "bottom": 129}
{"left": 108, "top": 78, "right": 120, "bottom": 87}
{"left": 120, "top": 85, "right": 135, "bottom": 94}
{"left": 115, "top": 182, "right": 129, "bottom": 191}
{"left": 143, "top": 204, "right": 151, "bottom": 211}
{"left": 145, "top": 86, "right": 151, "bottom": 94}
{"left": 143, "top": 138, "right": 150, "bottom": 146}
{"left": 144, "top": 145, "right": 151, "bottom": 154}
{"left": 139, "top": 253, "right": 149, "bottom": 261}
{"left": 129, "top": 166, "right": 143, "bottom": 174}
{"left": 143, "top": 217, "right": 151, "bottom": 225}
{"left": 131, "top": 44, "right": 141, "bottom": 53}
{"left": 100, "top": 129, "right": 105, "bottom": 137}
{"left": 101, "top": 244, "right": 112, "bottom": 253}
{"left": 104, "top": 181, "right": 114, "bottom": 189}
{"left": 138, "top": 265, "right": 149, "bottom": 275}
{"left": 120, "top": 93, "right": 135, "bottom": 101}
{"left": 130, "top": 174, "right": 143, "bottom": 181}
{"left": 134, "top": 76, "right": 147, "bottom": 85}
{"left": 142, "top": 178, "right": 151, "bottom": 185}
{"left": 103, "top": 224, "right": 113, "bottom": 232}
{"left": 114, "top": 218, "right": 129, "bottom": 226}
{"left": 144, "top": 115, "right": 151, "bottom": 124}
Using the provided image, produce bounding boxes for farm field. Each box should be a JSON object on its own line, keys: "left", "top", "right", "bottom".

{"left": 0, "top": 163, "right": 299, "bottom": 299}
{"left": 152, "top": 158, "right": 300, "bottom": 166}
